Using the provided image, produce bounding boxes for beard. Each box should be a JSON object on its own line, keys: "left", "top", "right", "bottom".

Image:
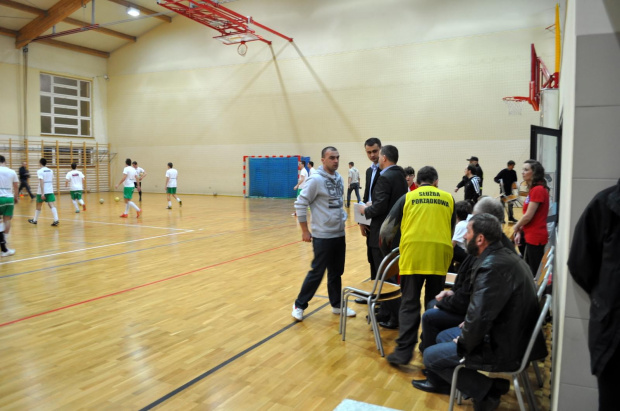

{"left": 466, "top": 237, "right": 479, "bottom": 256}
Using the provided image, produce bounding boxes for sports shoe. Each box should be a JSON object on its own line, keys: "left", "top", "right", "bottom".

{"left": 1, "top": 249, "right": 16, "bottom": 257}
{"left": 292, "top": 305, "right": 304, "bottom": 321}
{"left": 120, "top": 214, "right": 128, "bottom": 218}
{"left": 28, "top": 219, "right": 37, "bottom": 225}
{"left": 179, "top": 200, "right": 182, "bottom": 207}
{"left": 332, "top": 306, "right": 356, "bottom": 317}
{"left": 51, "top": 221, "right": 59, "bottom": 226}
{"left": 136, "top": 210, "right": 141, "bottom": 218}
{"left": 75, "top": 210, "right": 80, "bottom": 213}
{"left": 166, "top": 206, "right": 172, "bottom": 209}
{"left": 83, "top": 204, "right": 86, "bottom": 211}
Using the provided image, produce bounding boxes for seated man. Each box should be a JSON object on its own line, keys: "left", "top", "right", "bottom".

{"left": 419, "top": 197, "right": 519, "bottom": 353}
{"left": 413, "top": 213, "right": 546, "bottom": 410}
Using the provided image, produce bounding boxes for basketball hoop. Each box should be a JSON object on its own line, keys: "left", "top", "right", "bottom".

{"left": 237, "top": 42, "right": 248, "bottom": 56}
{"left": 503, "top": 96, "right": 530, "bottom": 116}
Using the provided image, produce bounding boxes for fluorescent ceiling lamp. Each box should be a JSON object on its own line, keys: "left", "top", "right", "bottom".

{"left": 127, "top": 7, "right": 140, "bottom": 17}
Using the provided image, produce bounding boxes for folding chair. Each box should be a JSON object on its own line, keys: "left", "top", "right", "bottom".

{"left": 448, "top": 294, "right": 552, "bottom": 411}
{"left": 339, "top": 247, "right": 401, "bottom": 357}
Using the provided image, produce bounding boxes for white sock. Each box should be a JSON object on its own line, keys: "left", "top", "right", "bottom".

{"left": 79, "top": 199, "right": 85, "bottom": 205}
{"left": 51, "top": 207, "right": 59, "bottom": 221}
{"left": 176, "top": 197, "right": 181, "bottom": 202}
{"left": 168, "top": 201, "right": 172, "bottom": 207}
{"left": 34, "top": 210, "right": 40, "bottom": 221}
{"left": 125, "top": 204, "right": 130, "bottom": 214}
{"left": 72, "top": 199, "right": 78, "bottom": 210}
{"left": 129, "top": 201, "right": 140, "bottom": 211}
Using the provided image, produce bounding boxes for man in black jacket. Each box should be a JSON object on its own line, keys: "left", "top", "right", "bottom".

{"left": 18, "top": 161, "right": 35, "bottom": 199}
{"left": 359, "top": 145, "right": 408, "bottom": 327}
{"left": 568, "top": 179, "right": 620, "bottom": 411}
{"left": 455, "top": 165, "right": 481, "bottom": 205}
{"left": 358, "top": 137, "right": 382, "bottom": 282}
{"left": 413, "top": 213, "right": 545, "bottom": 410}
{"left": 494, "top": 160, "right": 518, "bottom": 223}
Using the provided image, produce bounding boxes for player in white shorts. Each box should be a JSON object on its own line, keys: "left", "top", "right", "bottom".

{"left": 65, "top": 162, "right": 86, "bottom": 213}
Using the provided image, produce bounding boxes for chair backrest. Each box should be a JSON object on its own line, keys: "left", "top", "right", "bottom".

{"left": 533, "top": 245, "right": 554, "bottom": 284}
{"left": 370, "top": 247, "right": 400, "bottom": 297}
{"left": 537, "top": 262, "right": 553, "bottom": 301}
{"left": 516, "top": 294, "right": 552, "bottom": 374}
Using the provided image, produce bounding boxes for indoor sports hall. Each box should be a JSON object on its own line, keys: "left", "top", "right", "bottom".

{"left": 1, "top": 1, "right": 618, "bottom": 410}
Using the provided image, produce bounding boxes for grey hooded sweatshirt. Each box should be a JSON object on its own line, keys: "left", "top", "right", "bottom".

{"left": 294, "top": 166, "right": 347, "bottom": 238}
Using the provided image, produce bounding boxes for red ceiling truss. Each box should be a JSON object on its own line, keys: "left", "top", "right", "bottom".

{"left": 156, "top": 0, "right": 293, "bottom": 45}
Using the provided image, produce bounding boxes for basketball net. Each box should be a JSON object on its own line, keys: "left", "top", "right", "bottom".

{"left": 503, "top": 96, "right": 529, "bottom": 116}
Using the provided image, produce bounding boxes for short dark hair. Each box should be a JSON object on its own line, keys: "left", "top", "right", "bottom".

{"left": 321, "top": 146, "right": 338, "bottom": 158}
{"left": 301, "top": 160, "right": 306, "bottom": 166}
{"left": 0, "top": 155, "right": 5, "bottom": 163}
{"left": 507, "top": 160, "right": 516, "bottom": 166}
{"left": 466, "top": 164, "right": 476, "bottom": 174}
{"left": 455, "top": 200, "right": 472, "bottom": 221}
{"left": 416, "top": 166, "right": 438, "bottom": 185}
{"left": 364, "top": 137, "right": 382, "bottom": 148}
{"left": 349, "top": 162, "right": 354, "bottom": 166}
{"left": 309, "top": 161, "right": 314, "bottom": 167}
{"left": 132, "top": 161, "right": 138, "bottom": 165}
{"left": 404, "top": 166, "right": 415, "bottom": 176}
{"left": 71, "top": 162, "right": 77, "bottom": 170}
{"left": 473, "top": 197, "right": 504, "bottom": 222}
{"left": 168, "top": 162, "right": 173, "bottom": 168}
{"left": 380, "top": 145, "right": 399, "bottom": 164}
{"left": 125, "top": 158, "right": 131, "bottom": 166}
{"left": 40, "top": 158, "right": 47, "bottom": 166}
{"left": 469, "top": 213, "right": 502, "bottom": 244}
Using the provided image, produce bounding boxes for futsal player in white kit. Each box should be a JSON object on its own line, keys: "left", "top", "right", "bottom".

{"left": 165, "top": 162, "right": 182, "bottom": 209}
{"left": 28, "top": 157, "right": 59, "bottom": 226}
{"left": 115, "top": 158, "right": 141, "bottom": 218}
{"left": 65, "top": 162, "right": 86, "bottom": 213}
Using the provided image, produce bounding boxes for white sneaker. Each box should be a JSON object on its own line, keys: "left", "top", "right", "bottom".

{"left": 332, "top": 306, "right": 356, "bottom": 317}
{"left": 1, "top": 249, "right": 16, "bottom": 257}
{"left": 292, "top": 305, "right": 304, "bottom": 321}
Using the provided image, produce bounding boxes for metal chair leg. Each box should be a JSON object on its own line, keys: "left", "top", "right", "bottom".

{"left": 512, "top": 374, "right": 527, "bottom": 411}
{"left": 532, "top": 360, "right": 543, "bottom": 387}
{"left": 448, "top": 364, "right": 464, "bottom": 411}
{"left": 520, "top": 370, "right": 539, "bottom": 411}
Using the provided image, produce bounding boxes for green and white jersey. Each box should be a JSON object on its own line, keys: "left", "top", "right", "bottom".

{"left": 66, "top": 170, "right": 85, "bottom": 191}
{"left": 37, "top": 166, "right": 54, "bottom": 195}
{"left": 123, "top": 166, "right": 137, "bottom": 188}
{"left": 0, "top": 166, "right": 18, "bottom": 197}
{"left": 165, "top": 168, "right": 178, "bottom": 188}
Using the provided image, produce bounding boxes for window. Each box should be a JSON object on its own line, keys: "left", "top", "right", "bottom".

{"left": 40, "top": 73, "right": 92, "bottom": 137}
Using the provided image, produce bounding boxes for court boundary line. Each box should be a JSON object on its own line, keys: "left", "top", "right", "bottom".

{"left": 12, "top": 214, "right": 188, "bottom": 231}
{"left": 138, "top": 302, "right": 331, "bottom": 411}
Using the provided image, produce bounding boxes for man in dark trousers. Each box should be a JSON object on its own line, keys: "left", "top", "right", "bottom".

{"left": 358, "top": 137, "right": 382, "bottom": 287}
{"left": 359, "top": 145, "right": 408, "bottom": 328}
{"left": 455, "top": 165, "right": 481, "bottom": 206}
{"left": 494, "top": 160, "right": 518, "bottom": 223}
{"left": 568, "top": 179, "right": 620, "bottom": 411}
{"left": 18, "top": 161, "right": 34, "bottom": 199}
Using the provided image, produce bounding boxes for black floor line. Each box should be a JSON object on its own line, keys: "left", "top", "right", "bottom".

{"left": 139, "top": 302, "right": 331, "bottom": 411}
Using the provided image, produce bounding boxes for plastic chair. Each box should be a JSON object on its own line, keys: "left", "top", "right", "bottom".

{"left": 339, "top": 247, "right": 401, "bottom": 357}
{"left": 448, "top": 294, "right": 552, "bottom": 411}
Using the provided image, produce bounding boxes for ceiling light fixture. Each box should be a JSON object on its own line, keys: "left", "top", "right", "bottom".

{"left": 127, "top": 7, "right": 140, "bottom": 17}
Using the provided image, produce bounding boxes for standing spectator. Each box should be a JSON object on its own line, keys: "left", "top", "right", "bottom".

{"left": 358, "top": 137, "right": 382, "bottom": 288}
{"left": 380, "top": 166, "right": 455, "bottom": 364}
{"left": 0, "top": 155, "right": 18, "bottom": 256}
{"left": 18, "top": 161, "right": 34, "bottom": 199}
{"left": 568, "top": 179, "right": 620, "bottom": 411}
{"left": 404, "top": 166, "right": 417, "bottom": 191}
{"left": 132, "top": 161, "right": 147, "bottom": 202}
{"left": 115, "top": 158, "right": 141, "bottom": 218}
{"left": 359, "top": 145, "right": 408, "bottom": 328}
{"left": 291, "top": 147, "right": 355, "bottom": 321}
{"left": 28, "top": 158, "right": 59, "bottom": 226}
{"left": 308, "top": 161, "right": 317, "bottom": 176}
{"left": 165, "top": 162, "right": 182, "bottom": 209}
{"left": 65, "top": 162, "right": 86, "bottom": 213}
{"left": 455, "top": 165, "right": 481, "bottom": 205}
{"left": 467, "top": 156, "right": 484, "bottom": 192}
{"left": 512, "top": 159, "right": 550, "bottom": 275}
{"left": 494, "top": 160, "right": 519, "bottom": 223}
{"left": 292, "top": 160, "right": 308, "bottom": 217}
{"left": 346, "top": 161, "right": 361, "bottom": 207}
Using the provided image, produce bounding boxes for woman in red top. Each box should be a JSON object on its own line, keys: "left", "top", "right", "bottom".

{"left": 513, "top": 159, "right": 550, "bottom": 276}
{"left": 404, "top": 166, "right": 417, "bottom": 191}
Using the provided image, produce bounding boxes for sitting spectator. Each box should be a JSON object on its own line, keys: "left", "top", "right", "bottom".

{"left": 452, "top": 201, "right": 473, "bottom": 251}
{"left": 412, "top": 213, "right": 546, "bottom": 411}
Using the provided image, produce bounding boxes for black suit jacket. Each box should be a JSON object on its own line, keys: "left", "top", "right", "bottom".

{"left": 363, "top": 165, "right": 408, "bottom": 248}
{"left": 363, "top": 164, "right": 380, "bottom": 204}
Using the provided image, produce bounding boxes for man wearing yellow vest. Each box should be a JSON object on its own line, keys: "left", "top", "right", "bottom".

{"left": 380, "top": 166, "right": 455, "bottom": 365}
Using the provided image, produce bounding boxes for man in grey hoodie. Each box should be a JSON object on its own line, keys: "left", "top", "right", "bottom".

{"left": 291, "top": 146, "right": 357, "bottom": 321}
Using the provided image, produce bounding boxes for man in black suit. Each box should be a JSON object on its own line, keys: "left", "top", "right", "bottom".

{"left": 359, "top": 145, "right": 408, "bottom": 327}
{"left": 359, "top": 137, "right": 382, "bottom": 283}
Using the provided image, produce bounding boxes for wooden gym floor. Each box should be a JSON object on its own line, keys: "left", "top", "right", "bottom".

{"left": 0, "top": 193, "right": 549, "bottom": 410}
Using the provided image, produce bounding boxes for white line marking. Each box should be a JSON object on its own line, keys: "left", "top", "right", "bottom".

{"left": 13, "top": 214, "right": 188, "bottom": 231}
{"left": 0, "top": 230, "right": 194, "bottom": 266}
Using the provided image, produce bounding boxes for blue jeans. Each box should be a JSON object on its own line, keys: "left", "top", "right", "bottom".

{"left": 347, "top": 183, "right": 361, "bottom": 207}
{"left": 423, "top": 327, "right": 493, "bottom": 401}
{"left": 419, "top": 308, "right": 464, "bottom": 352}
{"left": 295, "top": 236, "right": 346, "bottom": 310}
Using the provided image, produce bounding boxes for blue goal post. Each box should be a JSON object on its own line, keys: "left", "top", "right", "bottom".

{"left": 245, "top": 155, "right": 310, "bottom": 198}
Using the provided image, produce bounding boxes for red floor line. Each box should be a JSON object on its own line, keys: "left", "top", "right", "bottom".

{"left": 0, "top": 240, "right": 302, "bottom": 328}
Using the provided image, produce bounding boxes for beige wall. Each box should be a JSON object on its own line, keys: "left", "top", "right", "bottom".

{"left": 107, "top": 0, "right": 556, "bottom": 195}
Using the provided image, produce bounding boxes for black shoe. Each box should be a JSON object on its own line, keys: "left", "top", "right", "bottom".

{"left": 411, "top": 379, "right": 451, "bottom": 395}
{"left": 367, "top": 314, "right": 389, "bottom": 323}
{"left": 355, "top": 298, "right": 368, "bottom": 304}
{"left": 473, "top": 395, "right": 501, "bottom": 411}
{"left": 490, "top": 378, "right": 510, "bottom": 396}
{"left": 379, "top": 321, "right": 399, "bottom": 329}
{"left": 28, "top": 219, "right": 37, "bottom": 225}
{"left": 51, "top": 221, "right": 59, "bottom": 227}
{"left": 421, "top": 369, "right": 430, "bottom": 377}
{"left": 386, "top": 351, "right": 412, "bottom": 365}
{"left": 509, "top": 218, "right": 518, "bottom": 224}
